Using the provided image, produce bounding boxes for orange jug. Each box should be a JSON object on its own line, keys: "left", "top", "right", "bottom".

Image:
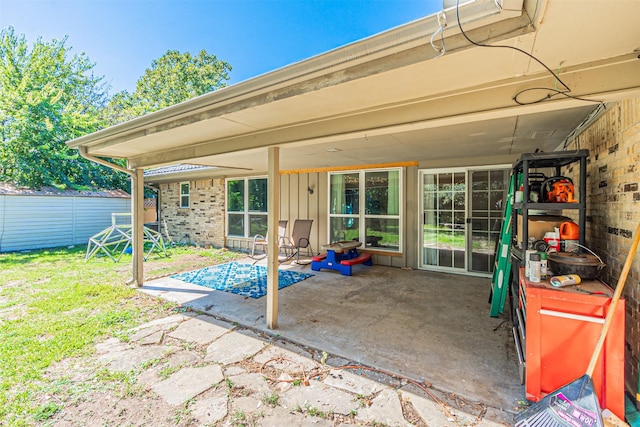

{"left": 559, "top": 221, "right": 579, "bottom": 240}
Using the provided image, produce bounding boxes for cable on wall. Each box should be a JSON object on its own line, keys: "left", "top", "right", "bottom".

{"left": 430, "top": 10, "right": 448, "bottom": 58}
{"left": 454, "top": 0, "right": 604, "bottom": 107}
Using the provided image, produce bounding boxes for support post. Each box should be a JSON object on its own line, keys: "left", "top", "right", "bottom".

{"left": 131, "top": 168, "right": 145, "bottom": 287}
{"left": 266, "top": 147, "right": 280, "bottom": 329}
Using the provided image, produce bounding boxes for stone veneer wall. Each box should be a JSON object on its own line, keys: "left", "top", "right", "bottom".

{"left": 565, "top": 98, "right": 640, "bottom": 397}
{"left": 159, "top": 179, "right": 226, "bottom": 248}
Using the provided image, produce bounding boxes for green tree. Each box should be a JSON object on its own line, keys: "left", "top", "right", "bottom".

{"left": 0, "top": 27, "right": 127, "bottom": 190}
{"left": 106, "top": 49, "right": 231, "bottom": 123}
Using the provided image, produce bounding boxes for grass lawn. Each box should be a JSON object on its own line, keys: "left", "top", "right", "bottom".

{"left": 0, "top": 245, "right": 242, "bottom": 426}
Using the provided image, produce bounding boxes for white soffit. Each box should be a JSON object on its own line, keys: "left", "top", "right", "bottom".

{"left": 70, "top": 0, "right": 640, "bottom": 174}
{"left": 67, "top": 0, "right": 524, "bottom": 154}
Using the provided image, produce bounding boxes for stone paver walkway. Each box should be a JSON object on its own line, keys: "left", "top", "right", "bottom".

{"left": 95, "top": 312, "right": 509, "bottom": 426}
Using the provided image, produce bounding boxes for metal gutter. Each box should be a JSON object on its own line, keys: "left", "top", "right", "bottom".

{"left": 79, "top": 147, "right": 134, "bottom": 177}
{"left": 66, "top": 0, "right": 519, "bottom": 152}
{"left": 79, "top": 147, "right": 143, "bottom": 287}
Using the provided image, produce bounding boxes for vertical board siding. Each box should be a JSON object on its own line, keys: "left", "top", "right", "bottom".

{"left": 280, "top": 174, "right": 291, "bottom": 225}
{"left": 309, "top": 172, "right": 322, "bottom": 254}
{"left": 163, "top": 168, "right": 409, "bottom": 267}
{"left": 278, "top": 172, "right": 323, "bottom": 256}
{"left": 281, "top": 171, "right": 405, "bottom": 266}
{"left": 289, "top": 174, "right": 300, "bottom": 221}
{"left": 405, "top": 166, "right": 419, "bottom": 268}
{"left": 0, "top": 195, "right": 130, "bottom": 252}
{"left": 318, "top": 172, "right": 329, "bottom": 248}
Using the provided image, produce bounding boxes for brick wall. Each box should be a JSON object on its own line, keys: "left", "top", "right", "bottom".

{"left": 159, "top": 179, "right": 226, "bottom": 248}
{"left": 566, "top": 98, "right": 640, "bottom": 397}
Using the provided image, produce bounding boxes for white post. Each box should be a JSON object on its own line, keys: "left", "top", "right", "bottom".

{"left": 266, "top": 147, "right": 280, "bottom": 329}
{"left": 131, "top": 168, "right": 145, "bottom": 287}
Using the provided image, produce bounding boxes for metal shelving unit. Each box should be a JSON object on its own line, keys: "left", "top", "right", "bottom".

{"left": 511, "top": 149, "right": 589, "bottom": 260}
{"left": 508, "top": 149, "right": 590, "bottom": 384}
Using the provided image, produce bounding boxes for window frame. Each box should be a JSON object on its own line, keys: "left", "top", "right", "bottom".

{"left": 225, "top": 176, "right": 268, "bottom": 238}
{"left": 328, "top": 168, "right": 403, "bottom": 253}
{"left": 179, "top": 182, "right": 190, "bottom": 209}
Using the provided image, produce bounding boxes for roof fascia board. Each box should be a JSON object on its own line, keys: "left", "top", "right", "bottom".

{"left": 84, "top": 8, "right": 533, "bottom": 158}
{"left": 127, "top": 53, "right": 640, "bottom": 170}
{"left": 67, "top": 14, "right": 447, "bottom": 150}
{"left": 67, "top": 0, "right": 521, "bottom": 151}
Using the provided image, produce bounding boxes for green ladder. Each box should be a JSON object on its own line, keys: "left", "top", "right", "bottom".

{"left": 490, "top": 171, "right": 517, "bottom": 317}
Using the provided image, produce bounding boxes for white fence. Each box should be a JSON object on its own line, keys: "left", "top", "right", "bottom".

{"left": 0, "top": 194, "right": 131, "bottom": 252}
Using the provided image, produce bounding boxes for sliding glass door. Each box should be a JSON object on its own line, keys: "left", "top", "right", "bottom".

{"left": 421, "top": 169, "right": 467, "bottom": 271}
{"left": 468, "top": 169, "right": 509, "bottom": 274}
{"left": 419, "top": 167, "right": 508, "bottom": 275}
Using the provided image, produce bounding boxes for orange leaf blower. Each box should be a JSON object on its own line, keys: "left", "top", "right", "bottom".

{"left": 542, "top": 176, "right": 577, "bottom": 203}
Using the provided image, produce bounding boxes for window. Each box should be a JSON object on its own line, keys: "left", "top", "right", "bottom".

{"left": 179, "top": 182, "right": 190, "bottom": 208}
{"left": 226, "top": 177, "right": 268, "bottom": 237}
{"left": 329, "top": 168, "right": 401, "bottom": 252}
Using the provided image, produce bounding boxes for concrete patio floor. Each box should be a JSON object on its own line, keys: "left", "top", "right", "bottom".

{"left": 142, "top": 257, "right": 524, "bottom": 421}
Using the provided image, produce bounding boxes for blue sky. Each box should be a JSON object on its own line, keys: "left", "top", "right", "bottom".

{"left": 1, "top": 0, "right": 441, "bottom": 95}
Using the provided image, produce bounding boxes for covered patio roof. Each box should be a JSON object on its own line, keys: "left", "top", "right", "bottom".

{"left": 67, "top": 0, "right": 640, "bottom": 327}
{"left": 67, "top": 0, "right": 640, "bottom": 176}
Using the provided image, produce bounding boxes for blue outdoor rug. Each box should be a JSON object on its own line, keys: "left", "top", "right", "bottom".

{"left": 171, "top": 262, "right": 314, "bottom": 299}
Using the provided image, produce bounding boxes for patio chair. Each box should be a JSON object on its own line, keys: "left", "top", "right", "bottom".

{"left": 250, "top": 220, "right": 288, "bottom": 259}
{"left": 281, "top": 219, "right": 314, "bottom": 263}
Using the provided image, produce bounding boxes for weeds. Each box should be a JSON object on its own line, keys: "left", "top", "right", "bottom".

{"left": 32, "top": 402, "right": 61, "bottom": 422}
{"left": 95, "top": 368, "right": 143, "bottom": 398}
{"left": 231, "top": 410, "right": 246, "bottom": 425}
{"left": 261, "top": 392, "right": 279, "bottom": 407}
{"left": 181, "top": 340, "right": 196, "bottom": 351}
{"left": 140, "top": 357, "right": 162, "bottom": 370}
{"left": 304, "top": 404, "right": 332, "bottom": 419}
{"left": 159, "top": 365, "right": 181, "bottom": 380}
{"left": 0, "top": 245, "right": 241, "bottom": 425}
{"left": 172, "top": 401, "right": 193, "bottom": 425}
{"left": 356, "top": 393, "right": 373, "bottom": 407}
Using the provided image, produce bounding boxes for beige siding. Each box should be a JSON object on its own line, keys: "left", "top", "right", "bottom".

{"left": 158, "top": 166, "right": 416, "bottom": 267}
{"left": 405, "top": 165, "right": 419, "bottom": 268}
{"left": 284, "top": 169, "right": 410, "bottom": 268}
{"left": 279, "top": 172, "right": 323, "bottom": 255}
{"left": 0, "top": 195, "right": 130, "bottom": 252}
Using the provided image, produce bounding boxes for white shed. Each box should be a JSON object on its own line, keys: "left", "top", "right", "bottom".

{"left": 0, "top": 184, "right": 131, "bottom": 252}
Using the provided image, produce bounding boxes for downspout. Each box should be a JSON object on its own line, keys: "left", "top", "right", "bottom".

{"left": 79, "top": 146, "right": 145, "bottom": 287}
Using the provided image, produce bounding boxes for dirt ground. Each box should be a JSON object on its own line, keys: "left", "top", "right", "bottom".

{"left": 38, "top": 309, "right": 496, "bottom": 427}
{"left": 22, "top": 249, "right": 506, "bottom": 426}
{"left": 37, "top": 313, "right": 194, "bottom": 426}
